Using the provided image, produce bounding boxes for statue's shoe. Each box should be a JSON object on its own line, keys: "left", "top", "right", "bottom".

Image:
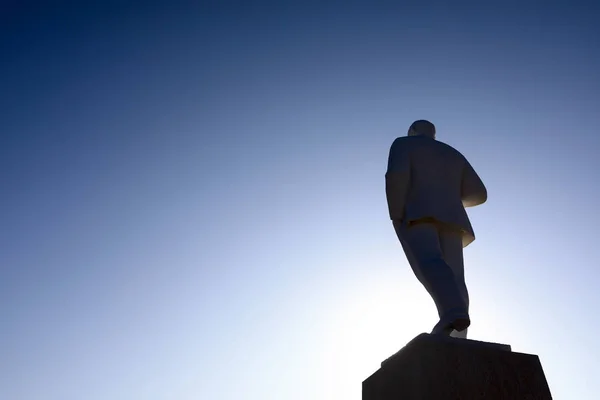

{"left": 431, "top": 309, "right": 470, "bottom": 336}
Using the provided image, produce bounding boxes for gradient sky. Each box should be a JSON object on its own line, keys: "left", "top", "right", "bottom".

{"left": 1, "top": 2, "right": 599, "bottom": 399}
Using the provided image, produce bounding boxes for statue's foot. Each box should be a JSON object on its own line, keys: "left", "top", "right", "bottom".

{"left": 451, "top": 317, "right": 470, "bottom": 332}
{"left": 431, "top": 310, "right": 470, "bottom": 336}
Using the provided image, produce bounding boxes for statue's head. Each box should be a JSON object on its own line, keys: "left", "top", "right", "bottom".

{"left": 408, "top": 120, "right": 436, "bottom": 139}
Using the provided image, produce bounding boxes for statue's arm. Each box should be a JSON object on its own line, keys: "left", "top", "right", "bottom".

{"left": 461, "top": 159, "right": 487, "bottom": 207}
{"left": 385, "top": 139, "right": 410, "bottom": 221}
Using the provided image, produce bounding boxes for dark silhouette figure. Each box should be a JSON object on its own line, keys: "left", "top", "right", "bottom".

{"left": 385, "top": 120, "right": 487, "bottom": 337}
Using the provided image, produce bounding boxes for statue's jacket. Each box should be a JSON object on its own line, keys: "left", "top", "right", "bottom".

{"left": 386, "top": 136, "right": 487, "bottom": 247}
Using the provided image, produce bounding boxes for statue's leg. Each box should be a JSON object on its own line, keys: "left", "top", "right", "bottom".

{"left": 393, "top": 221, "right": 468, "bottom": 332}
{"left": 439, "top": 227, "right": 470, "bottom": 339}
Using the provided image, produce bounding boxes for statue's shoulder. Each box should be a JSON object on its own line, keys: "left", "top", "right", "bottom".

{"left": 390, "top": 136, "right": 418, "bottom": 148}
{"left": 390, "top": 137, "right": 466, "bottom": 160}
{"left": 391, "top": 136, "right": 409, "bottom": 144}
{"left": 434, "top": 140, "right": 467, "bottom": 159}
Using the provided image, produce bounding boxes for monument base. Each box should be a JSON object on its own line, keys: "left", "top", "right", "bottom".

{"left": 363, "top": 333, "right": 552, "bottom": 399}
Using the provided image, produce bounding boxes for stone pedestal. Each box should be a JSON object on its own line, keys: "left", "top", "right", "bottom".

{"left": 363, "top": 333, "right": 552, "bottom": 399}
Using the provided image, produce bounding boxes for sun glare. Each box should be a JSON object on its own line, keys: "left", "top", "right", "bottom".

{"left": 316, "top": 274, "right": 435, "bottom": 398}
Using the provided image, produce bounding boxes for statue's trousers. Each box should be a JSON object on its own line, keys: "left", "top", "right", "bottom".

{"left": 393, "top": 220, "right": 470, "bottom": 336}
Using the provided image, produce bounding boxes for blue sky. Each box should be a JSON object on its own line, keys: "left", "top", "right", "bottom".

{"left": 1, "top": 2, "right": 599, "bottom": 399}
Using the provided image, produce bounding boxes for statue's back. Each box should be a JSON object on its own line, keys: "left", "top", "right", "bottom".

{"left": 391, "top": 135, "right": 475, "bottom": 246}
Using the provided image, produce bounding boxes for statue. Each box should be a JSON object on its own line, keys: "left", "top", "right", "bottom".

{"left": 385, "top": 120, "right": 487, "bottom": 338}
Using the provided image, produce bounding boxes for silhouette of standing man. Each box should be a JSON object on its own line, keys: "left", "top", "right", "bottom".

{"left": 386, "top": 120, "right": 487, "bottom": 338}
